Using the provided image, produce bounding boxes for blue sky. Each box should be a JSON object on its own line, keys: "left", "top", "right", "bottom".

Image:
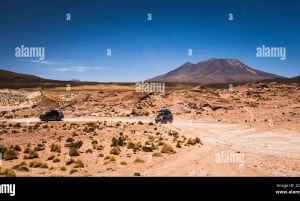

{"left": 0, "top": 0, "right": 299, "bottom": 82}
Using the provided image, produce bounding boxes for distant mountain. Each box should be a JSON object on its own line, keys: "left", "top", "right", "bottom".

{"left": 291, "top": 75, "right": 300, "bottom": 82}
{"left": 0, "top": 69, "right": 96, "bottom": 89}
{"left": 0, "top": 69, "right": 49, "bottom": 88}
{"left": 148, "top": 58, "right": 284, "bottom": 84}
{"left": 265, "top": 75, "right": 300, "bottom": 84}
{"left": 70, "top": 79, "right": 81, "bottom": 82}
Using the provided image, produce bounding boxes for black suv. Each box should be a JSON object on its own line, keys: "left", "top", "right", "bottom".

{"left": 155, "top": 108, "right": 173, "bottom": 124}
{"left": 39, "top": 109, "right": 64, "bottom": 121}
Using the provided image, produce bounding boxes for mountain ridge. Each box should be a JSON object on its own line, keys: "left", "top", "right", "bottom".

{"left": 148, "top": 58, "right": 284, "bottom": 84}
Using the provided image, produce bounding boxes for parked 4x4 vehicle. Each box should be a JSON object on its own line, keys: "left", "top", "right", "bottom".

{"left": 155, "top": 108, "right": 173, "bottom": 124}
{"left": 39, "top": 109, "right": 64, "bottom": 121}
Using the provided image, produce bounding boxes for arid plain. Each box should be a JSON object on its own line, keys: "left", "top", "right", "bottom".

{"left": 0, "top": 82, "right": 299, "bottom": 176}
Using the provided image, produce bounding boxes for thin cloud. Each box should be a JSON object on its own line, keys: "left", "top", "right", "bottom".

{"left": 75, "top": 66, "right": 107, "bottom": 72}
{"left": 28, "top": 59, "right": 73, "bottom": 65}
{"left": 54, "top": 68, "right": 70, "bottom": 72}
{"left": 54, "top": 66, "right": 106, "bottom": 73}
{"left": 75, "top": 66, "right": 89, "bottom": 72}
{"left": 29, "top": 60, "right": 56, "bottom": 65}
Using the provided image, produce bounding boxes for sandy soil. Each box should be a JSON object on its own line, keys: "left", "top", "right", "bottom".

{"left": 0, "top": 82, "right": 299, "bottom": 176}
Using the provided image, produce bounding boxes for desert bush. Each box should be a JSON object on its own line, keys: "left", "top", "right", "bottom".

{"left": 50, "top": 143, "right": 61, "bottom": 153}
{"left": 86, "top": 149, "right": 93, "bottom": 153}
{"left": 186, "top": 138, "right": 196, "bottom": 145}
{"left": 60, "top": 166, "right": 67, "bottom": 171}
{"left": 168, "top": 130, "right": 179, "bottom": 137}
{"left": 72, "top": 132, "right": 78, "bottom": 137}
{"left": 104, "top": 155, "right": 116, "bottom": 162}
{"left": 33, "top": 123, "right": 40, "bottom": 130}
{"left": 111, "top": 136, "right": 126, "bottom": 147}
{"left": 142, "top": 145, "right": 154, "bottom": 152}
{"left": 134, "top": 157, "right": 145, "bottom": 163}
{"left": 152, "top": 152, "right": 163, "bottom": 157}
{"left": 195, "top": 137, "right": 203, "bottom": 145}
{"left": 47, "top": 155, "right": 55, "bottom": 160}
{"left": 110, "top": 147, "right": 121, "bottom": 155}
{"left": 111, "top": 137, "right": 117, "bottom": 147}
{"left": 34, "top": 144, "right": 45, "bottom": 151}
{"left": 12, "top": 161, "right": 29, "bottom": 172}
{"left": 69, "top": 147, "right": 80, "bottom": 156}
{"left": 70, "top": 169, "right": 78, "bottom": 174}
{"left": 120, "top": 161, "right": 127, "bottom": 165}
{"left": 66, "top": 137, "right": 74, "bottom": 143}
{"left": 138, "top": 121, "right": 144, "bottom": 125}
{"left": 158, "top": 141, "right": 164, "bottom": 146}
{"left": 148, "top": 122, "right": 154, "bottom": 126}
{"left": 29, "top": 160, "right": 48, "bottom": 168}
{"left": 160, "top": 144, "right": 175, "bottom": 154}
{"left": 23, "top": 147, "right": 30, "bottom": 153}
{"left": 13, "top": 123, "right": 21, "bottom": 129}
{"left": 73, "top": 160, "right": 84, "bottom": 168}
{"left": 53, "top": 157, "right": 60, "bottom": 163}
{"left": 24, "top": 150, "right": 39, "bottom": 159}
{"left": 95, "top": 144, "right": 104, "bottom": 150}
{"left": 83, "top": 122, "right": 97, "bottom": 133}
{"left": 66, "top": 158, "right": 74, "bottom": 165}
{"left": 118, "top": 136, "right": 126, "bottom": 146}
{"left": 3, "top": 149, "right": 18, "bottom": 160}
{"left": 127, "top": 142, "right": 135, "bottom": 149}
{"left": 134, "top": 142, "right": 142, "bottom": 151}
{"left": 14, "top": 145, "right": 22, "bottom": 152}
{"left": 186, "top": 137, "right": 203, "bottom": 146}
{"left": 91, "top": 140, "right": 98, "bottom": 145}
{"left": 65, "top": 140, "right": 83, "bottom": 148}
{"left": 0, "top": 168, "right": 16, "bottom": 177}
{"left": 176, "top": 142, "right": 182, "bottom": 148}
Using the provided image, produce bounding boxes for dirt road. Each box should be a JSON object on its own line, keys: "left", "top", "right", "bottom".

{"left": 143, "top": 121, "right": 300, "bottom": 176}
{"left": 2, "top": 117, "right": 299, "bottom": 176}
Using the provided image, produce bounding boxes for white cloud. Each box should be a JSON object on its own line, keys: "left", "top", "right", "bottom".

{"left": 75, "top": 66, "right": 106, "bottom": 72}
{"left": 53, "top": 66, "right": 106, "bottom": 73}
{"left": 40, "top": 60, "right": 51, "bottom": 64}
{"left": 54, "top": 68, "right": 70, "bottom": 72}
{"left": 29, "top": 59, "right": 56, "bottom": 65}
{"left": 75, "top": 66, "right": 89, "bottom": 72}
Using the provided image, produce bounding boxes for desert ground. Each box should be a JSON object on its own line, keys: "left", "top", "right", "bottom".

{"left": 0, "top": 82, "right": 299, "bottom": 176}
